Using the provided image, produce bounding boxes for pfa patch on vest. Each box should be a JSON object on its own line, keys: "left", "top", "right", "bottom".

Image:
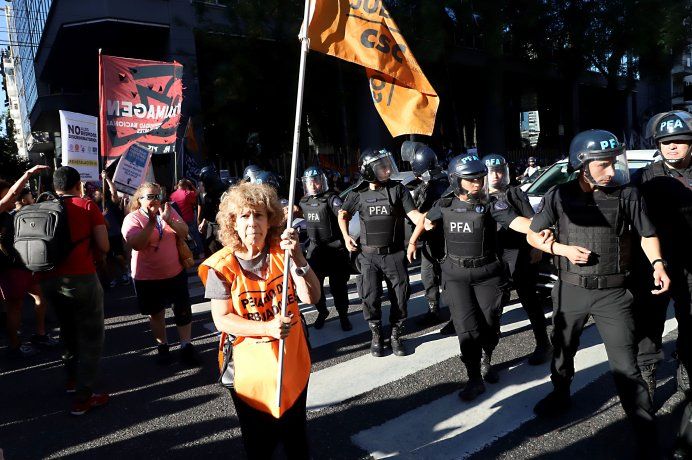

{"left": 475, "top": 205, "right": 486, "bottom": 214}
{"left": 494, "top": 200, "right": 508, "bottom": 210}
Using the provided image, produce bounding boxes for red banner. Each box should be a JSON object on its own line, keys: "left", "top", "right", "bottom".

{"left": 99, "top": 54, "right": 183, "bottom": 163}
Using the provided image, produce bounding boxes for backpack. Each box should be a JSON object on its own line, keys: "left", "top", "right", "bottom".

{"left": 13, "top": 192, "right": 79, "bottom": 272}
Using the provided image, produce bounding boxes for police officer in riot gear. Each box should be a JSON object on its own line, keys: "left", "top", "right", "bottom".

{"left": 243, "top": 164, "right": 263, "bottom": 183}
{"left": 252, "top": 170, "right": 281, "bottom": 191}
{"left": 408, "top": 154, "right": 529, "bottom": 401}
{"left": 199, "top": 165, "right": 225, "bottom": 256}
{"left": 299, "top": 166, "right": 352, "bottom": 331}
{"left": 527, "top": 130, "right": 670, "bottom": 455}
{"left": 483, "top": 153, "right": 552, "bottom": 365}
{"left": 633, "top": 110, "right": 692, "bottom": 458}
{"left": 401, "top": 141, "right": 449, "bottom": 325}
{"left": 339, "top": 148, "right": 424, "bottom": 357}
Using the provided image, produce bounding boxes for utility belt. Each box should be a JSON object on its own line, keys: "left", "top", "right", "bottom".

{"left": 559, "top": 271, "right": 628, "bottom": 289}
{"left": 446, "top": 253, "right": 498, "bottom": 268}
{"left": 361, "top": 245, "right": 402, "bottom": 255}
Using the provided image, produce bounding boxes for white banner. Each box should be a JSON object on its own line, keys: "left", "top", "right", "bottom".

{"left": 59, "top": 110, "right": 99, "bottom": 181}
{"left": 113, "top": 143, "right": 153, "bottom": 195}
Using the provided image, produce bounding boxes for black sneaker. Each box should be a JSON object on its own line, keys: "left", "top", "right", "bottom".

{"left": 339, "top": 314, "right": 353, "bottom": 332}
{"left": 179, "top": 343, "right": 201, "bottom": 367}
{"left": 534, "top": 389, "right": 571, "bottom": 417}
{"left": 7, "top": 343, "right": 40, "bottom": 359}
{"left": 459, "top": 379, "right": 486, "bottom": 402}
{"left": 156, "top": 343, "right": 173, "bottom": 365}
{"left": 30, "top": 334, "right": 59, "bottom": 348}
{"left": 313, "top": 311, "right": 328, "bottom": 330}
{"left": 439, "top": 321, "right": 456, "bottom": 335}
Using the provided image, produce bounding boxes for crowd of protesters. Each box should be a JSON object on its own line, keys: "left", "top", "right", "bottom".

{"left": 1, "top": 116, "right": 690, "bottom": 460}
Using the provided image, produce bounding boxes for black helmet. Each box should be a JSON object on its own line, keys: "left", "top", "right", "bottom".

{"left": 243, "top": 164, "right": 263, "bottom": 183}
{"left": 482, "top": 153, "right": 507, "bottom": 168}
{"left": 447, "top": 154, "right": 487, "bottom": 194}
{"left": 568, "top": 129, "right": 625, "bottom": 171}
{"left": 482, "top": 154, "right": 510, "bottom": 191}
{"left": 401, "top": 141, "right": 438, "bottom": 177}
{"left": 199, "top": 165, "right": 219, "bottom": 189}
{"left": 301, "top": 166, "right": 329, "bottom": 196}
{"left": 528, "top": 156, "right": 537, "bottom": 163}
{"left": 253, "top": 171, "right": 280, "bottom": 190}
{"left": 359, "top": 148, "right": 399, "bottom": 183}
{"left": 649, "top": 111, "right": 692, "bottom": 144}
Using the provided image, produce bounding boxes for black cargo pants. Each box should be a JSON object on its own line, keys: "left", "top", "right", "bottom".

{"left": 357, "top": 249, "right": 410, "bottom": 325}
{"left": 551, "top": 280, "right": 655, "bottom": 438}
{"left": 442, "top": 257, "right": 508, "bottom": 366}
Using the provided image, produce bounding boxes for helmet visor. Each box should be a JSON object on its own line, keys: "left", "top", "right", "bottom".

{"left": 586, "top": 150, "right": 630, "bottom": 187}
{"left": 373, "top": 154, "right": 399, "bottom": 182}
{"left": 486, "top": 164, "right": 510, "bottom": 193}
{"left": 302, "top": 174, "right": 329, "bottom": 196}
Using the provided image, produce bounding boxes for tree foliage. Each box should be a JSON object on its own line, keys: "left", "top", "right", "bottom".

{"left": 0, "top": 114, "right": 29, "bottom": 181}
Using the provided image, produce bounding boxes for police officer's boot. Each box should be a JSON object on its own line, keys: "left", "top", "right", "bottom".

{"left": 338, "top": 310, "right": 353, "bottom": 332}
{"left": 533, "top": 386, "right": 571, "bottom": 417}
{"left": 459, "top": 360, "right": 486, "bottom": 402}
{"left": 390, "top": 322, "right": 407, "bottom": 357}
{"left": 313, "top": 310, "right": 329, "bottom": 330}
{"left": 368, "top": 322, "right": 384, "bottom": 357}
{"left": 439, "top": 320, "right": 456, "bottom": 335}
{"left": 528, "top": 335, "right": 553, "bottom": 366}
{"left": 481, "top": 350, "right": 499, "bottom": 383}
{"left": 640, "top": 363, "right": 657, "bottom": 402}
{"left": 417, "top": 300, "right": 442, "bottom": 327}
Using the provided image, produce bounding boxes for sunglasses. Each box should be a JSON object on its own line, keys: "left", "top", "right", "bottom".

{"left": 140, "top": 193, "right": 162, "bottom": 201}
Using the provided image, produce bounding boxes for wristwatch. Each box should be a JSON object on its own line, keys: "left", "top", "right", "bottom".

{"left": 294, "top": 263, "right": 311, "bottom": 277}
{"left": 651, "top": 259, "right": 667, "bottom": 269}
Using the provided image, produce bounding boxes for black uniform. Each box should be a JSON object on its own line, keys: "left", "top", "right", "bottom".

{"left": 494, "top": 186, "right": 549, "bottom": 351}
{"left": 633, "top": 161, "right": 692, "bottom": 453}
{"left": 633, "top": 162, "right": 692, "bottom": 369}
{"left": 411, "top": 173, "right": 449, "bottom": 307}
{"left": 425, "top": 195, "right": 514, "bottom": 367}
{"left": 341, "top": 181, "right": 416, "bottom": 325}
{"left": 530, "top": 180, "right": 656, "bottom": 438}
{"left": 299, "top": 192, "right": 350, "bottom": 317}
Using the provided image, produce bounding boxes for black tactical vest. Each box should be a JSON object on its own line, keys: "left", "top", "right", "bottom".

{"left": 440, "top": 197, "right": 496, "bottom": 258}
{"left": 358, "top": 185, "right": 403, "bottom": 248}
{"left": 299, "top": 193, "right": 341, "bottom": 244}
{"left": 557, "top": 188, "right": 632, "bottom": 276}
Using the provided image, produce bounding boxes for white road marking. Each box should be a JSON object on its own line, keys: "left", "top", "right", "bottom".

{"left": 351, "top": 307, "right": 678, "bottom": 459}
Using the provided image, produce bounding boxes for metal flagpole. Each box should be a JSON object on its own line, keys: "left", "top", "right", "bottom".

{"left": 98, "top": 48, "right": 106, "bottom": 210}
{"left": 276, "top": 0, "right": 312, "bottom": 409}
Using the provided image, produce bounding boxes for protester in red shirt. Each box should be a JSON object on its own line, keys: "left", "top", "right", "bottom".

{"left": 40, "top": 166, "right": 110, "bottom": 416}
{"left": 170, "top": 178, "right": 203, "bottom": 258}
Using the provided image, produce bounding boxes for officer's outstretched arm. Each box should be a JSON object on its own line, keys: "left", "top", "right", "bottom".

{"left": 406, "top": 209, "right": 425, "bottom": 227}
{"left": 407, "top": 214, "right": 434, "bottom": 263}
{"left": 527, "top": 229, "right": 591, "bottom": 265}
{"left": 640, "top": 235, "right": 671, "bottom": 294}
{"left": 508, "top": 216, "right": 532, "bottom": 234}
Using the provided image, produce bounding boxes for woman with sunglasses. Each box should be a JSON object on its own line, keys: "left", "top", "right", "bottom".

{"left": 122, "top": 182, "right": 199, "bottom": 366}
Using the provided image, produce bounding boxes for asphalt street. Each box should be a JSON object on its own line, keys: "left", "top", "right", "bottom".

{"left": 0, "top": 263, "right": 687, "bottom": 459}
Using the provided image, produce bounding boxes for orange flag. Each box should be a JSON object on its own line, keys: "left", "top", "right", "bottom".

{"left": 307, "top": 0, "right": 439, "bottom": 137}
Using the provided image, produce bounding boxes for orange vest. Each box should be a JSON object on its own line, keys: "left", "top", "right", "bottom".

{"left": 198, "top": 244, "right": 311, "bottom": 418}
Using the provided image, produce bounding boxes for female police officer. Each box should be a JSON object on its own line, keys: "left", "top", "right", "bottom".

{"left": 339, "top": 149, "right": 424, "bottom": 357}
{"left": 299, "top": 166, "right": 352, "bottom": 331}
{"left": 483, "top": 153, "right": 552, "bottom": 365}
{"left": 407, "top": 154, "right": 532, "bottom": 401}
{"left": 527, "top": 130, "right": 670, "bottom": 456}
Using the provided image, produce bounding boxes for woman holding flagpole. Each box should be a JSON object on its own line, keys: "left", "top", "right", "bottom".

{"left": 199, "top": 182, "right": 319, "bottom": 459}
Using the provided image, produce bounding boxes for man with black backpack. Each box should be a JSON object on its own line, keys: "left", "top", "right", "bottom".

{"left": 35, "top": 166, "right": 110, "bottom": 416}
